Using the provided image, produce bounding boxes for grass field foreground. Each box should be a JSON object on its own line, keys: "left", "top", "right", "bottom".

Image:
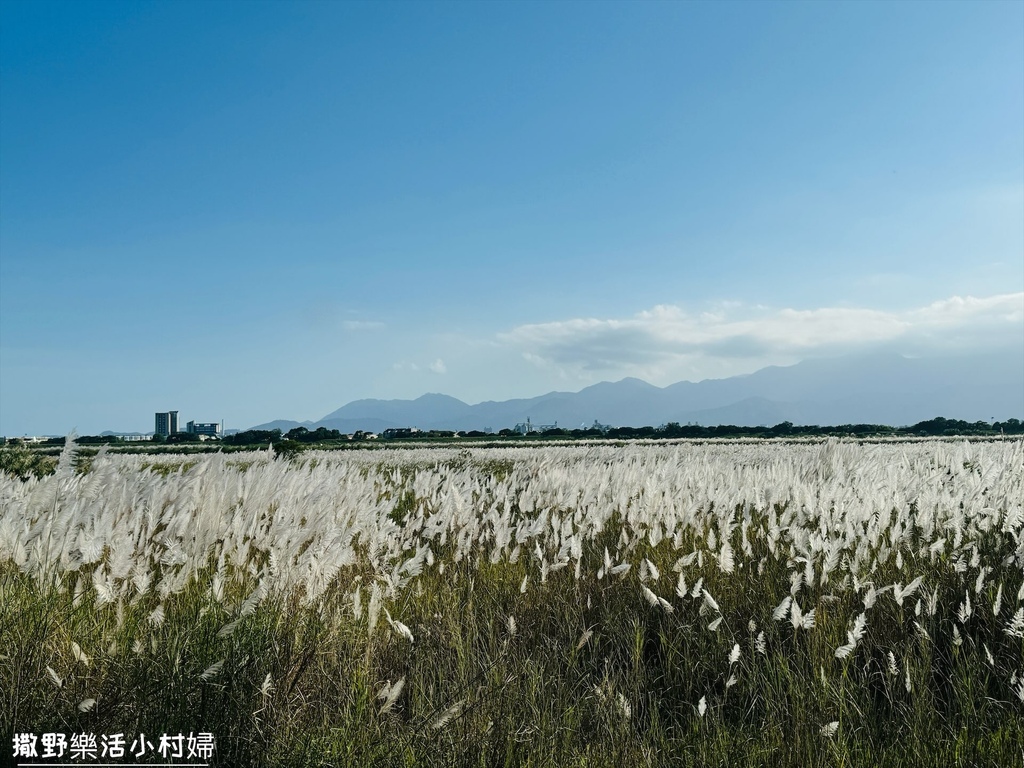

{"left": 1, "top": 438, "right": 1022, "bottom": 766}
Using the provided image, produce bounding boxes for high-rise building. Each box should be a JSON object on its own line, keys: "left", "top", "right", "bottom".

{"left": 155, "top": 411, "right": 178, "bottom": 437}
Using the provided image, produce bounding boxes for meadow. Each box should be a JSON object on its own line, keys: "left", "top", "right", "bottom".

{"left": 1, "top": 437, "right": 1022, "bottom": 767}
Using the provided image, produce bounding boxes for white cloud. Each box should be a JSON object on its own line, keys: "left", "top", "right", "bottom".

{"left": 392, "top": 359, "right": 447, "bottom": 375}
{"left": 342, "top": 320, "right": 386, "bottom": 331}
{"left": 498, "top": 293, "right": 1024, "bottom": 378}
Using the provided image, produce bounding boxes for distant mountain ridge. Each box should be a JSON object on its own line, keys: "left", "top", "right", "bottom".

{"left": 249, "top": 349, "right": 1024, "bottom": 433}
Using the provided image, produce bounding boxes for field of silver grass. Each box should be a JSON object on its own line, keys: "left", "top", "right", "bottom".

{"left": 2, "top": 438, "right": 1022, "bottom": 766}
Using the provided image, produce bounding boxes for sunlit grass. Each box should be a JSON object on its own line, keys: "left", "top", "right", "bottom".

{"left": 2, "top": 438, "right": 1022, "bottom": 766}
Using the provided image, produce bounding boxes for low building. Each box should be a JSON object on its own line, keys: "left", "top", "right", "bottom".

{"left": 513, "top": 418, "right": 558, "bottom": 434}
{"left": 185, "top": 421, "right": 221, "bottom": 437}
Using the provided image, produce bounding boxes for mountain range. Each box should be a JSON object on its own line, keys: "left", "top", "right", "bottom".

{"left": 251, "top": 349, "right": 1024, "bottom": 433}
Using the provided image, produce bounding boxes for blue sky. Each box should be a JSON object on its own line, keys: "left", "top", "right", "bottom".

{"left": 1, "top": 0, "right": 1022, "bottom": 435}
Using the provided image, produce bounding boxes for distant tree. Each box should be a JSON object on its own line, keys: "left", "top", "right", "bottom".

{"left": 999, "top": 418, "right": 1023, "bottom": 435}
{"left": 77, "top": 435, "right": 123, "bottom": 445}
{"left": 910, "top": 417, "right": 971, "bottom": 436}
{"left": 286, "top": 426, "right": 343, "bottom": 443}
{"left": 222, "top": 429, "right": 282, "bottom": 446}
{"left": 661, "top": 422, "right": 683, "bottom": 438}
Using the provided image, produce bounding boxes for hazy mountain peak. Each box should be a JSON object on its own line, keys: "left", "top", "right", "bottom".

{"left": 415, "top": 393, "right": 468, "bottom": 403}
{"left": 250, "top": 350, "right": 1021, "bottom": 433}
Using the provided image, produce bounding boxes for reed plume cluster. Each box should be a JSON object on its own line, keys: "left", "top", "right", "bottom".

{"left": 1, "top": 437, "right": 1021, "bottom": 766}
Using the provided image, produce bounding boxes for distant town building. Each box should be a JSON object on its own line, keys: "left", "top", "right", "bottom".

{"left": 512, "top": 418, "right": 559, "bottom": 434}
{"left": 155, "top": 411, "right": 179, "bottom": 437}
{"left": 185, "top": 421, "right": 222, "bottom": 437}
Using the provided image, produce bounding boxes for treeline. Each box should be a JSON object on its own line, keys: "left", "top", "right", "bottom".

{"left": 499, "top": 417, "right": 1024, "bottom": 440}
{"left": 4, "top": 417, "right": 1021, "bottom": 453}
{"left": 224, "top": 427, "right": 378, "bottom": 446}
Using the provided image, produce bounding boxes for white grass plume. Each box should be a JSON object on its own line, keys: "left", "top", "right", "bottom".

{"left": 717, "top": 541, "right": 735, "bottom": 574}
{"left": 576, "top": 628, "right": 594, "bottom": 651}
{"left": 729, "top": 644, "right": 741, "bottom": 665}
{"left": 260, "top": 673, "right": 275, "bottom": 697}
{"left": 675, "top": 573, "right": 688, "bottom": 599}
{"left": 894, "top": 576, "right": 923, "bottom": 607}
{"left": 690, "top": 577, "right": 704, "bottom": 599}
{"left": 702, "top": 588, "right": 720, "bottom": 614}
{"left": 835, "top": 612, "right": 867, "bottom": 659}
{"left": 790, "top": 601, "right": 815, "bottom": 631}
{"left": 383, "top": 607, "right": 408, "bottom": 637}
{"left": 46, "top": 666, "right": 63, "bottom": 689}
{"left": 1006, "top": 608, "right": 1024, "bottom": 638}
{"left": 378, "top": 677, "right": 405, "bottom": 714}
{"left": 70, "top": 641, "right": 90, "bottom": 667}
{"left": 642, "top": 585, "right": 674, "bottom": 613}
{"left": 430, "top": 699, "right": 466, "bottom": 730}
{"left": 617, "top": 692, "right": 632, "bottom": 720}
{"left": 200, "top": 659, "right": 225, "bottom": 681}
{"left": 367, "top": 582, "right": 383, "bottom": 635}
{"left": 773, "top": 596, "right": 792, "bottom": 621}
{"left": 958, "top": 591, "right": 972, "bottom": 624}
